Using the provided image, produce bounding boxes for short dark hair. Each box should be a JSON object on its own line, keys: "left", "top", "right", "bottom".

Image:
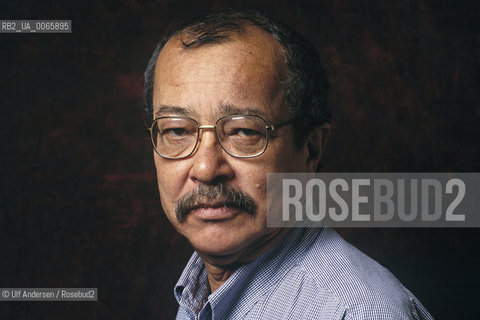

{"left": 144, "top": 10, "right": 331, "bottom": 146}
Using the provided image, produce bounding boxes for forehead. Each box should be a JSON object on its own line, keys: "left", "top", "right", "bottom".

{"left": 152, "top": 25, "right": 288, "bottom": 120}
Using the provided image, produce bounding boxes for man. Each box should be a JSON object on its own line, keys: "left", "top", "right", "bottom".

{"left": 144, "top": 10, "right": 433, "bottom": 319}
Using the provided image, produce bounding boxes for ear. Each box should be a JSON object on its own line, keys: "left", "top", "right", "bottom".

{"left": 305, "top": 123, "right": 331, "bottom": 172}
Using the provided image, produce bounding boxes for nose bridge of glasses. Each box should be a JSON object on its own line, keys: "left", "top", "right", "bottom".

{"left": 197, "top": 124, "right": 217, "bottom": 139}
{"left": 196, "top": 124, "right": 219, "bottom": 146}
{"left": 198, "top": 124, "right": 216, "bottom": 130}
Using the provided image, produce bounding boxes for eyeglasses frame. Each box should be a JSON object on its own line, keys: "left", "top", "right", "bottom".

{"left": 148, "top": 114, "right": 294, "bottom": 159}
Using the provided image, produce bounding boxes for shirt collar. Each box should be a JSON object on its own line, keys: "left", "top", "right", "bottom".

{"left": 174, "top": 228, "right": 323, "bottom": 318}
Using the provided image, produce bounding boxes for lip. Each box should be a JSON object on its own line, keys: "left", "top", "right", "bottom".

{"left": 190, "top": 204, "right": 240, "bottom": 221}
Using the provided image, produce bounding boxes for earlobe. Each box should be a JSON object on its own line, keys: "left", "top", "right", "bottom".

{"left": 306, "top": 123, "right": 331, "bottom": 171}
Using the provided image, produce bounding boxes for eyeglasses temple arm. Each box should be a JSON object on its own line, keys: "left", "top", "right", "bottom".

{"left": 266, "top": 120, "right": 295, "bottom": 131}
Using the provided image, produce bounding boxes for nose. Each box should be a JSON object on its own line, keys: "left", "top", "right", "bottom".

{"left": 189, "top": 128, "right": 234, "bottom": 185}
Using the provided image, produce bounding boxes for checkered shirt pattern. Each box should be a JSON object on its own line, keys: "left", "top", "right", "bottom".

{"left": 174, "top": 228, "right": 434, "bottom": 319}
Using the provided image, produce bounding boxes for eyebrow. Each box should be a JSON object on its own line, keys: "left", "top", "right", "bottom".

{"left": 154, "top": 103, "right": 269, "bottom": 119}
{"left": 218, "top": 103, "right": 268, "bottom": 118}
{"left": 154, "top": 105, "right": 198, "bottom": 118}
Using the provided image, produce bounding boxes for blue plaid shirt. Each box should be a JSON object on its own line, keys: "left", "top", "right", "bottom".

{"left": 174, "top": 228, "right": 434, "bottom": 319}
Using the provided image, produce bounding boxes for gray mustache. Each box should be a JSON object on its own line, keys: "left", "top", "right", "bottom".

{"left": 175, "top": 184, "right": 257, "bottom": 222}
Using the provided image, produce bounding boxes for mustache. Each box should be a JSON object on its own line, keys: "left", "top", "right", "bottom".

{"left": 175, "top": 184, "right": 257, "bottom": 222}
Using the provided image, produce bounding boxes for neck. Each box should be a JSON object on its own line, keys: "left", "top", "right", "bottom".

{"left": 198, "top": 227, "right": 290, "bottom": 293}
{"left": 203, "top": 263, "right": 236, "bottom": 292}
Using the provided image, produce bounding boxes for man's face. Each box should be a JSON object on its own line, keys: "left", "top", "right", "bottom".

{"left": 152, "top": 27, "right": 314, "bottom": 263}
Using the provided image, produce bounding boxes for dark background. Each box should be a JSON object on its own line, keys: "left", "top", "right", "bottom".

{"left": 1, "top": 0, "right": 479, "bottom": 319}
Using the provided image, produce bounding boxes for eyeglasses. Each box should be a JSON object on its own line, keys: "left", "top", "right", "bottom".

{"left": 148, "top": 115, "right": 294, "bottom": 159}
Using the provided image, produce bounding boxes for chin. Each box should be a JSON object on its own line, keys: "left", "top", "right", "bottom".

{"left": 173, "top": 211, "right": 271, "bottom": 262}
{"left": 190, "top": 231, "right": 251, "bottom": 255}
{"left": 184, "top": 225, "right": 263, "bottom": 262}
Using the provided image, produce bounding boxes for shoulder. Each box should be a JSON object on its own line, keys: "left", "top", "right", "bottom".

{"left": 293, "top": 228, "right": 432, "bottom": 319}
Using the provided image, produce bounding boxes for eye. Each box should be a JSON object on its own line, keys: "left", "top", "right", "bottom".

{"left": 164, "top": 127, "right": 190, "bottom": 137}
{"left": 232, "top": 128, "right": 262, "bottom": 137}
